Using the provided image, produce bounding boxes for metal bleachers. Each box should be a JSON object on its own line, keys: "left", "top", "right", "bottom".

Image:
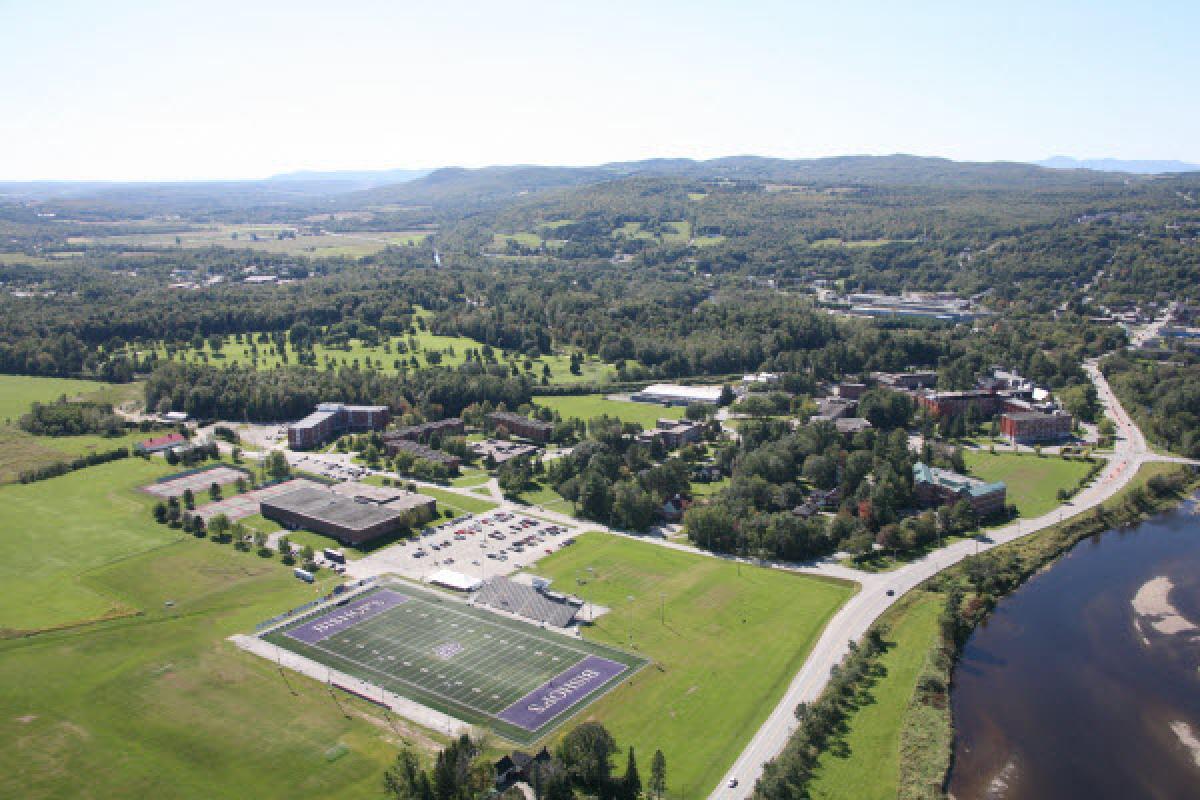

{"left": 473, "top": 576, "right": 578, "bottom": 628}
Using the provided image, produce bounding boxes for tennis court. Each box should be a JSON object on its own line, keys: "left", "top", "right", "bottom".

{"left": 143, "top": 465, "right": 250, "bottom": 497}
{"left": 262, "top": 583, "right": 646, "bottom": 743}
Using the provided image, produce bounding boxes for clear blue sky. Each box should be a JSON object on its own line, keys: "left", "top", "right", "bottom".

{"left": 1, "top": 0, "right": 1196, "bottom": 180}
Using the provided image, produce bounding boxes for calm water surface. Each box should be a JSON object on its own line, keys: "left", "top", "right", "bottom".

{"left": 948, "top": 495, "right": 1200, "bottom": 800}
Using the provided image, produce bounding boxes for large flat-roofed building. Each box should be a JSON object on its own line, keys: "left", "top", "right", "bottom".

{"left": 260, "top": 485, "right": 422, "bottom": 545}
{"left": 287, "top": 402, "right": 390, "bottom": 449}
{"left": 916, "top": 389, "right": 1006, "bottom": 419}
{"left": 913, "top": 462, "right": 1007, "bottom": 518}
{"left": 486, "top": 411, "right": 554, "bottom": 443}
{"left": 327, "top": 481, "right": 437, "bottom": 521}
{"left": 390, "top": 418, "right": 465, "bottom": 443}
{"left": 1000, "top": 410, "right": 1074, "bottom": 444}
{"left": 630, "top": 383, "right": 725, "bottom": 407}
{"left": 383, "top": 437, "right": 463, "bottom": 469}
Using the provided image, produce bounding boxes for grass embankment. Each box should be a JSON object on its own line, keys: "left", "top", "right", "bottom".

{"left": 759, "top": 461, "right": 1196, "bottom": 800}
{"left": 805, "top": 592, "right": 943, "bottom": 800}
{"left": 531, "top": 533, "right": 856, "bottom": 797}
{"left": 962, "top": 450, "right": 1095, "bottom": 517}
{"left": 533, "top": 394, "right": 686, "bottom": 428}
{"left": 0, "top": 458, "right": 439, "bottom": 799}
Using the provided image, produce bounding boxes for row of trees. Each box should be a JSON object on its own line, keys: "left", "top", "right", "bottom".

{"left": 383, "top": 723, "right": 667, "bottom": 800}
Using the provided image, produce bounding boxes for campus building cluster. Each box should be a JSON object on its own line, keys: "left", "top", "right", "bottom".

{"left": 287, "top": 402, "right": 390, "bottom": 449}
{"left": 913, "top": 462, "right": 1007, "bottom": 517}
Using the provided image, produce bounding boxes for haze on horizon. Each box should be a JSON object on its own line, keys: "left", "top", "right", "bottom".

{"left": 2, "top": 0, "right": 1197, "bottom": 182}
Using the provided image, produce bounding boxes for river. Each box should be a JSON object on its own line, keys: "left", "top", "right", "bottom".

{"left": 947, "top": 494, "right": 1200, "bottom": 799}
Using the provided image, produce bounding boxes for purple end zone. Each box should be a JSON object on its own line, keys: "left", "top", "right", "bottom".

{"left": 496, "top": 655, "right": 628, "bottom": 731}
{"left": 284, "top": 589, "right": 409, "bottom": 645}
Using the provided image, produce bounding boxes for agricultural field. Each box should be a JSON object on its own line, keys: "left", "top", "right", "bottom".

{"left": 532, "top": 394, "right": 685, "bottom": 428}
{"left": 531, "top": 533, "right": 855, "bottom": 796}
{"left": 962, "top": 450, "right": 1095, "bottom": 518}
{"left": 805, "top": 591, "right": 943, "bottom": 800}
{"left": 0, "top": 457, "right": 421, "bottom": 798}
{"left": 67, "top": 225, "right": 432, "bottom": 258}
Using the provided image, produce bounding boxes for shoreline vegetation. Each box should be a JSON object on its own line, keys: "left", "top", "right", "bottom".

{"left": 754, "top": 462, "right": 1198, "bottom": 800}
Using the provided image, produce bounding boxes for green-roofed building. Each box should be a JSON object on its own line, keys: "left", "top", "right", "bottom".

{"left": 913, "top": 462, "right": 1007, "bottom": 517}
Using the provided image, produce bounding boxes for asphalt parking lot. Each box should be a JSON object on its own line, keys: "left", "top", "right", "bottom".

{"left": 345, "top": 510, "right": 577, "bottom": 583}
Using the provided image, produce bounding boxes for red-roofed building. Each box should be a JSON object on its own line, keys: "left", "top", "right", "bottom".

{"left": 135, "top": 432, "right": 187, "bottom": 454}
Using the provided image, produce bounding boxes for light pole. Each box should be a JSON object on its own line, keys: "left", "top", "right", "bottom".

{"left": 627, "top": 594, "right": 634, "bottom": 646}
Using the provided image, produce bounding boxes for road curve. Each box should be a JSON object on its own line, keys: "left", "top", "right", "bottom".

{"left": 707, "top": 359, "right": 1162, "bottom": 799}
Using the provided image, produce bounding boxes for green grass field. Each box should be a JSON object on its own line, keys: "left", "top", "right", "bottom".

{"left": 530, "top": 534, "right": 856, "bottom": 796}
{"left": 265, "top": 583, "right": 646, "bottom": 744}
{"left": 0, "top": 458, "right": 438, "bottom": 798}
{"left": 0, "top": 374, "right": 133, "bottom": 423}
{"left": 806, "top": 591, "right": 943, "bottom": 800}
{"left": 533, "top": 394, "right": 685, "bottom": 428}
{"left": 962, "top": 450, "right": 1094, "bottom": 517}
{"left": 140, "top": 325, "right": 617, "bottom": 385}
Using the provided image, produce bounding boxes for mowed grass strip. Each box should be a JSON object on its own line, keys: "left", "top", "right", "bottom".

{"left": 962, "top": 450, "right": 1094, "bottom": 518}
{"left": 533, "top": 394, "right": 685, "bottom": 428}
{"left": 805, "top": 591, "right": 943, "bottom": 800}
{"left": 531, "top": 534, "right": 856, "bottom": 796}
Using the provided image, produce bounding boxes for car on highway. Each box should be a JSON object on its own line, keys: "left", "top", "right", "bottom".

{"left": 727, "top": 779, "right": 738, "bottom": 789}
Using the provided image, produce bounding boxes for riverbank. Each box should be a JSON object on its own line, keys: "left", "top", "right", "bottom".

{"left": 753, "top": 461, "right": 1197, "bottom": 800}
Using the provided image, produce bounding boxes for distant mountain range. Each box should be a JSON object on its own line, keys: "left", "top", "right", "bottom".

{"left": 1036, "top": 156, "right": 1200, "bottom": 174}
{"left": 266, "top": 167, "right": 432, "bottom": 188}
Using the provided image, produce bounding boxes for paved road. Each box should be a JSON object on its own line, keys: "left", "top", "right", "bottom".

{"left": 707, "top": 357, "right": 1191, "bottom": 799}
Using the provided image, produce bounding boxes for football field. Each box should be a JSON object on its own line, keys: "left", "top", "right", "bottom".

{"left": 263, "top": 584, "right": 646, "bottom": 743}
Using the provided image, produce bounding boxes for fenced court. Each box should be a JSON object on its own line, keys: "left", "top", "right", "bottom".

{"left": 262, "top": 582, "right": 646, "bottom": 743}
{"left": 142, "top": 465, "right": 251, "bottom": 497}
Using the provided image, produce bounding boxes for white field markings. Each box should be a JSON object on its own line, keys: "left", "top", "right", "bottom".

{"left": 289, "top": 590, "right": 637, "bottom": 721}
{"left": 338, "top": 614, "right": 581, "bottom": 710}
{"left": 320, "top": 598, "right": 594, "bottom": 710}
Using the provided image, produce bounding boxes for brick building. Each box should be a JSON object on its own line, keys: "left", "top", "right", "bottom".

{"left": 287, "top": 403, "right": 390, "bottom": 449}
{"left": 389, "top": 418, "right": 464, "bottom": 443}
{"left": 383, "top": 438, "right": 463, "bottom": 470}
{"left": 913, "top": 462, "right": 1007, "bottom": 517}
{"left": 999, "top": 410, "right": 1074, "bottom": 444}
{"left": 486, "top": 412, "right": 554, "bottom": 443}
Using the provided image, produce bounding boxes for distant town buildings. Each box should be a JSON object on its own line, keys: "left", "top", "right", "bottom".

{"left": 287, "top": 403, "right": 390, "bottom": 449}
{"left": 913, "top": 462, "right": 1007, "bottom": 517}
{"left": 872, "top": 370, "right": 939, "bottom": 390}
{"left": 819, "top": 289, "right": 986, "bottom": 322}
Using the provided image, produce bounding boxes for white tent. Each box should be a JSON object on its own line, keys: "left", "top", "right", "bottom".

{"left": 428, "top": 569, "right": 482, "bottom": 593}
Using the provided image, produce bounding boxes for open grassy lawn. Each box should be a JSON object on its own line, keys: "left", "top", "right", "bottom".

{"left": 0, "top": 374, "right": 134, "bottom": 423}
{"left": 413, "top": 485, "right": 499, "bottom": 516}
{"left": 0, "top": 458, "right": 186, "bottom": 633}
{"left": 0, "top": 428, "right": 153, "bottom": 485}
{"left": 0, "top": 525, "right": 426, "bottom": 799}
{"left": 533, "top": 394, "right": 685, "bottom": 428}
{"left": 805, "top": 591, "right": 943, "bottom": 800}
{"left": 517, "top": 481, "right": 575, "bottom": 514}
{"left": 449, "top": 468, "right": 491, "bottom": 488}
{"left": 962, "top": 450, "right": 1094, "bottom": 517}
{"left": 531, "top": 534, "right": 856, "bottom": 797}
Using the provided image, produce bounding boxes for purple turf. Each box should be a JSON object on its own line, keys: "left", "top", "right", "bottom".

{"left": 496, "top": 655, "right": 628, "bottom": 731}
{"left": 284, "top": 589, "right": 409, "bottom": 644}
